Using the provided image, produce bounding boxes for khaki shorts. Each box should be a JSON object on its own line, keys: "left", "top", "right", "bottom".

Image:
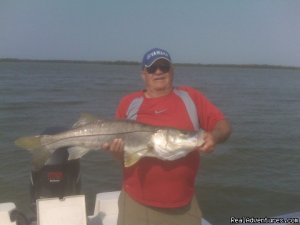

{"left": 117, "top": 189, "right": 202, "bottom": 225}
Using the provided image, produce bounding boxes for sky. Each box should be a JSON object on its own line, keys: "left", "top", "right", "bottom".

{"left": 0, "top": 0, "right": 300, "bottom": 66}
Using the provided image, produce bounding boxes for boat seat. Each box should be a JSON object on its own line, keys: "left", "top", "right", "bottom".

{"left": 36, "top": 195, "right": 87, "bottom": 225}
{"left": 0, "top": 202, "right": 17, "bottom": 225}
{"left": 88, "top": 191, "right": 120, "bottom": 225}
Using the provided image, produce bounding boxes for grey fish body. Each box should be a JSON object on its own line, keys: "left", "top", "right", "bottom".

{"left": 15, "top": 115, "right": 205, "bottom": 169}
{"left": 41, "top": 119, "right": 156, "bottom": 154}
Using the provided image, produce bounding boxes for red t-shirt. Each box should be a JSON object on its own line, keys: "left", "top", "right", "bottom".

{"left": 116, "top": 86, "right": 224, "bottom": 208}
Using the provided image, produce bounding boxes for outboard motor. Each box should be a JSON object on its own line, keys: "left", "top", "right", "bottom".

{"left": 30, "top": 127, "right": 81, "bottom": 208}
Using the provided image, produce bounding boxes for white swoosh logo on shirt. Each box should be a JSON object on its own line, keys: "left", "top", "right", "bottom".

{"left": 154, "top": 109, "right": 167, "bottom": 114}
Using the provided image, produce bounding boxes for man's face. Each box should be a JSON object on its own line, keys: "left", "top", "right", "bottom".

{"left": 142, "top": 59, "right": 173, "bottom": 93}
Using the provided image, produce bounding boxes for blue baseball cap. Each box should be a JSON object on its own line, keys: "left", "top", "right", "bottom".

{"left": 142, "top": 48, "right": 172, "bottom": 68}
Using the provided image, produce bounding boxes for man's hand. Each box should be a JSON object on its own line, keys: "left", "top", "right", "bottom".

{"left": 102, "top": 138, "right": 125, "bottom": 161}
{"left": 198, "top": 119, "right": 231, "bottom": 153}
{"left": 198, "top": 132, "right": 216, "bottom": 153}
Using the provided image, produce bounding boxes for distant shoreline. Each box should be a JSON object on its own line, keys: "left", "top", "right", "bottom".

{"left": 1, "top": 58, "right": 299, "bottom": 70}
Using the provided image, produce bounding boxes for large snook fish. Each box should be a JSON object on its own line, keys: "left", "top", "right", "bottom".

{"left": 15, "top": 114, "right": 205, "bottom": 169}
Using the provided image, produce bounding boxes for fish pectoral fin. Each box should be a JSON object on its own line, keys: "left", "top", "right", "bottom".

{"left": 124, "top": 148, "right": 148, "bottom": 167}
{"left": 67, "top": 146, "right": 91, "bottom": 160}
{"left": 72, "top": 113, "right": 101, "bottom": 128}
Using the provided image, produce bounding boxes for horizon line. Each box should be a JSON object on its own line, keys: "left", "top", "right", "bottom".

{"left": 1, "top": 58, "right": 299, "bottom": 70}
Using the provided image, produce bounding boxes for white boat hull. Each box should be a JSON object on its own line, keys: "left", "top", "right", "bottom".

{"left": 1, "top": 191, "right": 299, "bottom": 225}
{"left": 0, "top": 191, "right": 212, "bottom": 225}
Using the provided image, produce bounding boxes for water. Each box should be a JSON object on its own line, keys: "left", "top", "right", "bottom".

{"left": 0, "top": 61, "right": 299, "bottom": 224}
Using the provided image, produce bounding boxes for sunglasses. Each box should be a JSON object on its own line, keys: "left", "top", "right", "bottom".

{"left": 146, "top": 63, "right": 171, "bottom": 74}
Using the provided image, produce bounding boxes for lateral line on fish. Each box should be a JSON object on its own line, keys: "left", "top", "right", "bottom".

{"left": 40, "top": 130, "right": 155, "bottom": 148}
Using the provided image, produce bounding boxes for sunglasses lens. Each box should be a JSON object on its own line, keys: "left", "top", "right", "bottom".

{"left": 146, "top": 66, "right": 156, "bottom": 74}
{"left": 159, "top": 65, "right": 170, "bottom": 73}
{"left": 146, "top": 64, "right": 170, "bottom": 74}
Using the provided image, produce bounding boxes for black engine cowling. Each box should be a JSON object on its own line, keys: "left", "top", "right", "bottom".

{"left": 30, "top": 127, "right": 81, "bottom": 205}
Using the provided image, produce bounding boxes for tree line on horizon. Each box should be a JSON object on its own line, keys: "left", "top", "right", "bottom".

{"left": 0, "top": 58, "right": 299, "bottom": 70}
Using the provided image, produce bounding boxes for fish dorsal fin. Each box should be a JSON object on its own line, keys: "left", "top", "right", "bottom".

{"left": 72, "top": 113, "right": 100, "bottom": 128}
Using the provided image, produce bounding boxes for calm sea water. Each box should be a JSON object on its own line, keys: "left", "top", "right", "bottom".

{"left": 0, "top": 62, "right": 299, "bottom": 224}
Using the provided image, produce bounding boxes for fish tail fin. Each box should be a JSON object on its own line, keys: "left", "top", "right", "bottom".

{"left": 15, "top": 135, "right": 50, "bottom": 171}
{"left": 15, "top": 136, "right": 42, "bottom": 151}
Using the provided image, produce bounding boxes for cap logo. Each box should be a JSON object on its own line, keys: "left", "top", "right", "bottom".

{"left": 146, "top": 50, "right": 169, "bottom": 60}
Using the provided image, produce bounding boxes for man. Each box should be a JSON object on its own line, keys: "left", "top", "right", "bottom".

{"left": 105, "top": 48, "right": 231, "bottom": 225}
